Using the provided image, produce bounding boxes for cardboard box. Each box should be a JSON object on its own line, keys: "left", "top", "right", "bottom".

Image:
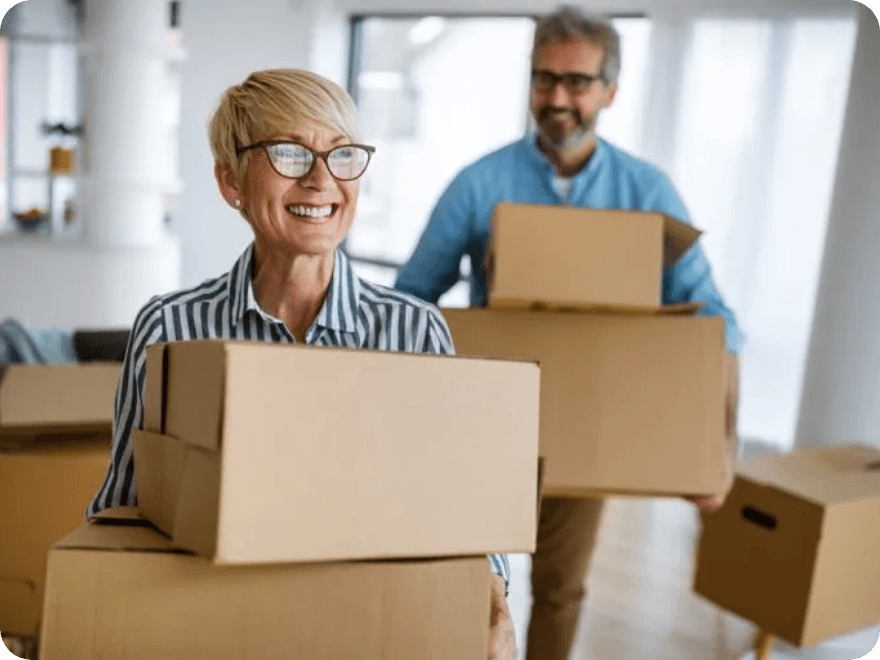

{"left": 40, "top": 511, "right": 492, "bottom": 660}
{"left": 0, "top": 442, "right": 109, "bottom": 636}
{"left": 134, "top": 340, "right": 540, "bottom": 564}
{"left": 0, "top": 363, "right": 121, "bottom": 446}
{"left": 694, "top": 444, "right": 880, "bottom": 646}
{"left": 487, "top": 203, "right": 702, "bottom": 311}
{"left": 442, "top": 307, "right": 729, "bottom": 497}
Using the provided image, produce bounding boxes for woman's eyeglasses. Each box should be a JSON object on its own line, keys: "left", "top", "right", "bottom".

{"left": 235, "top": 141, "right": 376, "bottom": 181}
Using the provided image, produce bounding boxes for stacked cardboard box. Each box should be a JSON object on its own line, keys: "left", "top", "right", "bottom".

{"left": 0, "top": 362, "right": 118, "bottom": 639}
{"left": 444, "top": 202, "right": 733, "bottom": 498}
{"left": 694, "top": 443, "right": 880, "bottom": 647}
{"left": 40, "top": 340, "right": 542, "bottom": 659}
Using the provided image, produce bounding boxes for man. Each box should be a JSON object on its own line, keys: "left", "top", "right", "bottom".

{"left": 395, "top": 7, "right": 742, "bottom": 660}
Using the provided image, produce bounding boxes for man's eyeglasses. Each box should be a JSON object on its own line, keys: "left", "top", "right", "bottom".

{"left": 531, "top": 69, "right": 604, "bottom": 94}
{"left": 235, "top": 141, "right": 376, "bottom": 181}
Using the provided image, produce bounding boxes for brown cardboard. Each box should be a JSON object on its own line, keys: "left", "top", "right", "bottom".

{"left": 442, "top": 307, "right": 728, "bottom": 497}
{"left": 0, "top": 442, "right": 109, "bottom": 636}
{"left": 134, "top": 340, "right": 540, "bottom": 564}
{"left": 487, "top": 203, "right": 702, "bottom": 311}
{"left": 40, "top": 515, "right": 492, "bottom": 660}
{"left": 694, "top": 444, "right": 880, "bottom": 646}
{"left": 0, "top": 363, "right": 120, "bottom": 444}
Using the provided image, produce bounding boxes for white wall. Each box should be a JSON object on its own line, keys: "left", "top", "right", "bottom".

{"left": 0, "top": 234, "right": 180, "bottom": 327}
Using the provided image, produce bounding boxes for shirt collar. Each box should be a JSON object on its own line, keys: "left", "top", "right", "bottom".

{"left": 227, "top": 242, "right": 360, "bottom": 334}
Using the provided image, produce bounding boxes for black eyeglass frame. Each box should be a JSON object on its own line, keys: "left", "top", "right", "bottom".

{"left": 234, "top": 140, "right": 377, "bottom": 181}
{"left": 530, "top": 69, "right": 606, "bottom": 94}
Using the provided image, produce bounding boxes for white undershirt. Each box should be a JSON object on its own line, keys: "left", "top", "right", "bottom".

{"left": 551, "top": 174, "right": 574, "bottom": 199}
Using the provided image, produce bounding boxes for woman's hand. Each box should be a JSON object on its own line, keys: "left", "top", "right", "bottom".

{"left": 488, "top": 574, "right": 518, "bottom": 660}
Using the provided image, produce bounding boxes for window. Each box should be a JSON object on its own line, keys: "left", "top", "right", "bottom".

{"left": 345, "top": 12, "right": 858, "bottom": 449}
{"left": 671, "top": 17, "right": 857, "bottom": 447}
{"left": 346, "top": 14, "right": 651, "bottom": 306}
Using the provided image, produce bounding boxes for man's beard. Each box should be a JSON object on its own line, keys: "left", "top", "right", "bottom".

{"left": 535, "top": 106, "right": 597, "bottom": 152}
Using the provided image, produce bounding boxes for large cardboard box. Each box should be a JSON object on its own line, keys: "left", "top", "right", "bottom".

{"left": 40, "top": 511, "right": 492, "bottom": 660}
{"left": 442, "top": 307, "right": 729, "bottom": 497}
{"left": 0, "top": 442, "right": 109, "bottom": 637}
{"left": 694, "top": 444, "right": 880, "bottom": 646}
{"left": 487, "top": 203, "right": 702, "bottom": 311}
{"left": 0, "top": 363, "right": 121, "bottom": 446}
{"left": 134, "top": 339, "right": 540, "bottom": 564}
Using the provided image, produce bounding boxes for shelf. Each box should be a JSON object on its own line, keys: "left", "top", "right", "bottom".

{"left": 11, "top": 169, "right": 76, "bottom": 178}
{"left": 5, "top": 33, "right": 79, "bottom": 45}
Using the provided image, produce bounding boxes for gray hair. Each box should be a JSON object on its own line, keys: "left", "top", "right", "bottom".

{"left": 531, "top": 6, "right": 621, "bottom": 85}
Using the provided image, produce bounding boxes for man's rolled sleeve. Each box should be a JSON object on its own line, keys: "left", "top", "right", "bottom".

{"left": 395, "top": 172, "right": 474, "bottom": 304}
{"left": 645, "top": 176, "right": 744, "bottom": 353}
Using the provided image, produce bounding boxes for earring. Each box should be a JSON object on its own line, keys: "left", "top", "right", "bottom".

{"left": 233, "top": 199, "right": 242, "bottom": 209}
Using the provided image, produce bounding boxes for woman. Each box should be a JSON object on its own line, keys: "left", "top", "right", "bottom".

{"left": 87, "top": 68, "right": 516, "bottom": 659}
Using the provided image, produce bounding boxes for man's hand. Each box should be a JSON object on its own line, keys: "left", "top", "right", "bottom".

{"left": 488, "top": 574, "right": 517, "bottom": 660}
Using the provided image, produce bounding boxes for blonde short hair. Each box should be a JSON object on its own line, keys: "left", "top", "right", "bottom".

{"left": 208, "top": 68, "right": 360, "bottom": 179}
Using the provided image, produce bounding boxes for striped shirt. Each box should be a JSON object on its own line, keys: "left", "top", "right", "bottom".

{"left": 87, "top": 243, "right": 509, "bottom": 584}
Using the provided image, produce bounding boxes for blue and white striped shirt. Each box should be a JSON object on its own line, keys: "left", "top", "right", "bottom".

{"left": 87, "top": 243, "right": 509, "bottom": 584}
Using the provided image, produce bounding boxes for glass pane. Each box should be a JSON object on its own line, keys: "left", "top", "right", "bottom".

{"left": 348, "top": 16, "right": 535, "bottom": 269}
{"left": 348, "top": 260, "right": 397, "bottom": 288}
{"left": 347, "top": 257, "right": 470, "bottom": 307}
{"left": 596, "top": 17, "right": 653, "bottom": 154}
{"left": 347, "top": 13, "right": 653, "bottom": 302}
{"left": 740, "top": 17, "right": 857, "bottom": 447}
{"left": 672, "top": 17, "right": 857, "bottom": 448}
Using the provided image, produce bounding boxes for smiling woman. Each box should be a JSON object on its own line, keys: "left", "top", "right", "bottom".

{"left": 84, "top": 70, "right": 515, "bottom": 659}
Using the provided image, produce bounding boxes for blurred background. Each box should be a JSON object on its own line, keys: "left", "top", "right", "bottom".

{"left": 1, "top": 2, "right": 879, "bottom": 659}
{"left": 0, "top": 0, "right": 876, "bottom": 462}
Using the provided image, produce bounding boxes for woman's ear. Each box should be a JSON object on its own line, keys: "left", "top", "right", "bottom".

{"left": 215, "top": 162, "right": 243, "bottom": 208}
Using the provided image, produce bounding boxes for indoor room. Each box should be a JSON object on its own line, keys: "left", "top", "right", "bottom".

{"left": 1, "top": 0, "right": 878, "bottom": 658}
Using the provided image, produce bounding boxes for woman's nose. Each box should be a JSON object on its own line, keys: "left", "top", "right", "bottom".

{"left": 300, "top": 156, "right": 334, "bottom": 190}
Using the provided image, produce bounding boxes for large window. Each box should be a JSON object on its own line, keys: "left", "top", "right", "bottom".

{"left": 344, "top": 11, "right": 858, "bottom": 450}
{"left": 670, "top": 16, "right": 858, "bottom": 448}
{"left": 345, "top": 14, "right": 650, "bottom": 306}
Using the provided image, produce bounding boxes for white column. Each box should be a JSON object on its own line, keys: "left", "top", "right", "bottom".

{"left": 794, "top": 4, "right": 880, "bottom": 450}
{"left": 78, "top": 0, "right": 172, "bottom": 247}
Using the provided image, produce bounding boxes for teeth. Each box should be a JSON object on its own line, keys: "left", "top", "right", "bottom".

{"left": 288, "top": 204, "right": 333, "bottom": 218}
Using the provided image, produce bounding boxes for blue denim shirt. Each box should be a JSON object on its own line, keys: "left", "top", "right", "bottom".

{"left": 395, "top": 134, "right": 743, "bottom": 352}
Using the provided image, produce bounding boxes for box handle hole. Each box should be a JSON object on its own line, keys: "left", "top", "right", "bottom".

{"left": 741, "top": 506, "right": 777, "bottom": 530}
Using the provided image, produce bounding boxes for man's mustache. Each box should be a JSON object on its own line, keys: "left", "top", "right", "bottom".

{"left": 537, "top": 107, "right": 582, "bottom": 123}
